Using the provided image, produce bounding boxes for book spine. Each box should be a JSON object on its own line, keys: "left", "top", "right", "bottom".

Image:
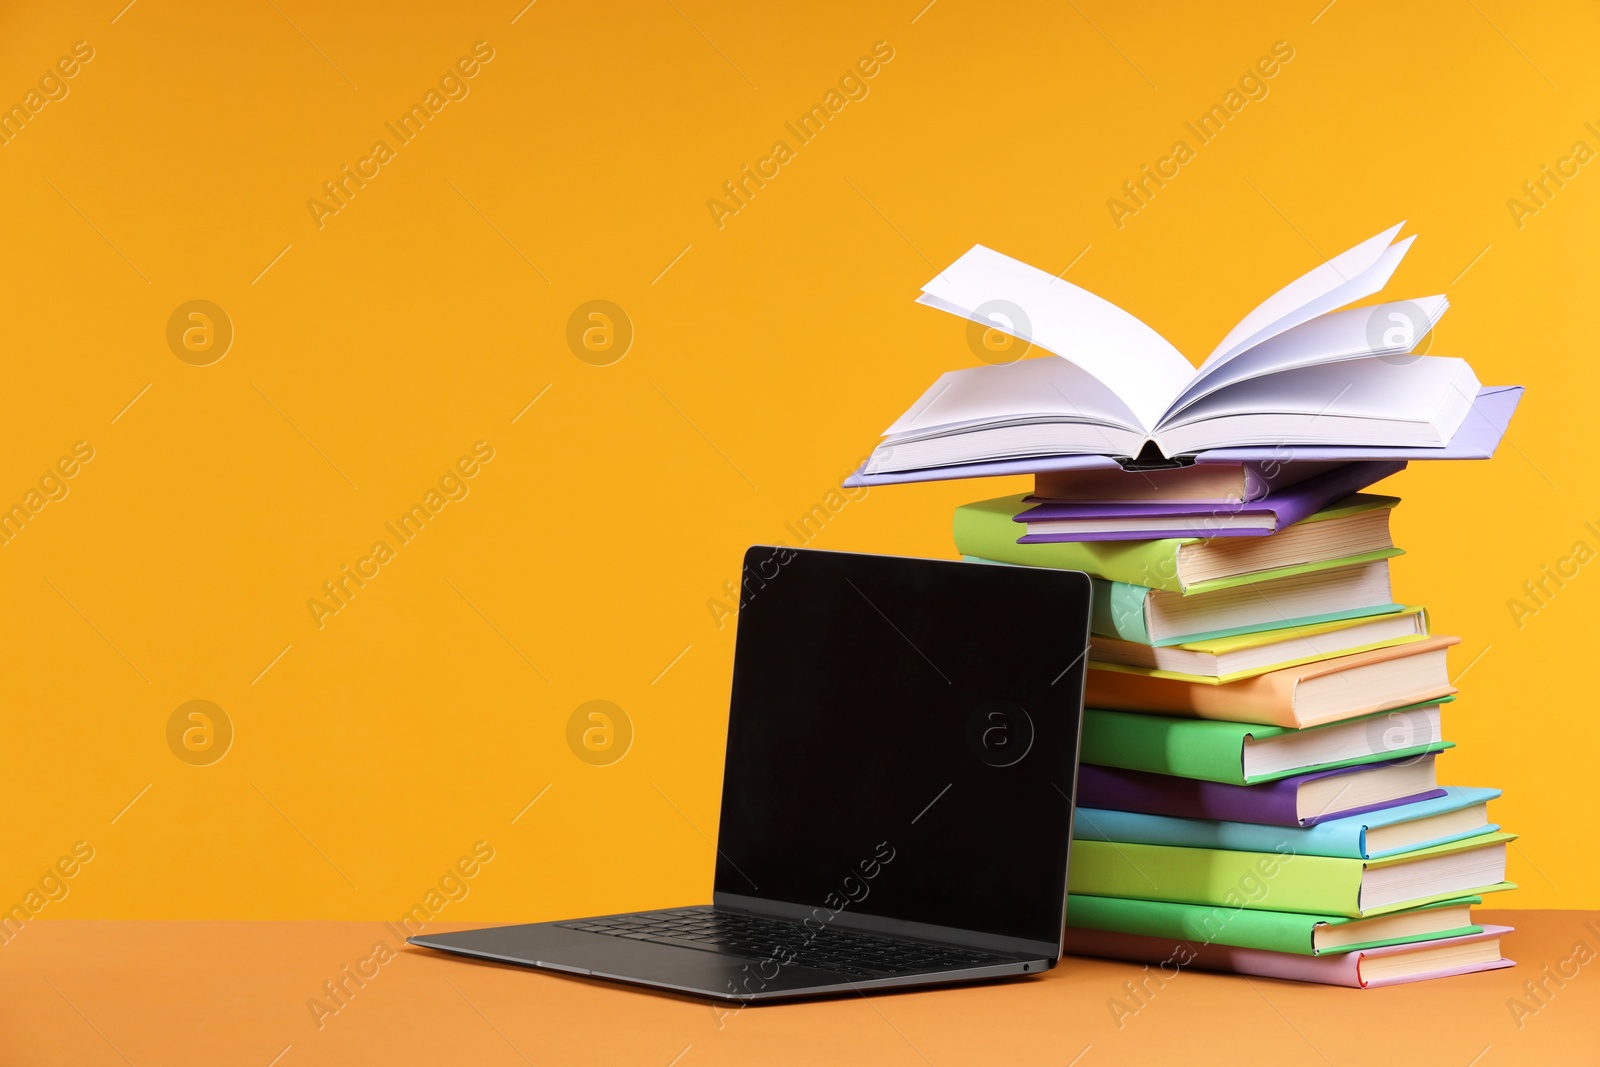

{"left": 952, "top": 497, "right": 1185, "bottom": 592}
{"left": 1074, "top": 806, "right": 1364, "bottom": 859}
{"left": 1066, "top": 839, "right": 1362, "bottom": 915}
{"left": 1065, "top": 926, "right": 1365, "bottom": 985}
{"left": 1079, "top": 713, "right": 1255, "bottom": 785}
{"left": 1089, "top": 579, "right": 1153, "bottom": 644}
{"left": 1066, "top": 893, "right": 1315, "bottom": 955}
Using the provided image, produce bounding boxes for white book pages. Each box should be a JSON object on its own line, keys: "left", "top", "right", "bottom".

{"left": 917, "top": 245, "right": 1195, "bottom": 431}
{"left": 1199, "top": 223, "right": 1407, "bottom": 370}
{"left": 882, "top": 355, "right": 1143, "bottom": 439}
{"left": 1165, "top": 296, "right": 1450, "bottom": 417}
{"left": 1151, "top": 357, "right": 1481, "bottom": 455}
{"left": 1167, "top": 356, "right": 1478, "bottom": 425}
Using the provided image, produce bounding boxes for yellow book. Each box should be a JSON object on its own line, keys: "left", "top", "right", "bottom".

{"left": 1089, "top": 607, "right": 1429, "bottom": 684}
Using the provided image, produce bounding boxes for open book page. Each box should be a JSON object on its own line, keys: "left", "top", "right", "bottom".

{"left": 1163, "top": 296, "right": 1449, "bottom": 419}
{"left": 883, "top": 356, "right": 1143, "bottom": 438}
{"left": 1153, "top": 356, "right": 1482, "bottom": 455}
{"left": 917, "top": 245, "right": 1195, "bottom": 431}
{"left": 1198, "top": 223, "right": 1408, "bottom": 372}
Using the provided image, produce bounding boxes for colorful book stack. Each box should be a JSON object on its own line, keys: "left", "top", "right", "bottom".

{"left": 845, "top": 224, "right": 1527, "bottom": 988}
{"left": 950, "top": 460, "right": 1516, "bottom": 987}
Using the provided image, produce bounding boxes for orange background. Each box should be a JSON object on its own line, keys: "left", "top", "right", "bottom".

{"left": 0, "top": 0, "right": 1594, "bottom": 922}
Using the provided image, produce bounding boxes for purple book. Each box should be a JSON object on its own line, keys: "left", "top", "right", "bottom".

{"left": 1065, "top": 925, "right": 1514, "bottom": 987}
{"left": 843, "top": 385, "right": 1521, "bottom": 487}
{"left": 1014, "top": 460, "right": 1405, "bottom": 541}
{"left": 1076, "top": 761, "right": 1447, "bottom": 828}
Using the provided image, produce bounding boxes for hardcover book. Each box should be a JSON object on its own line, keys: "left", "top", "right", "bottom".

{"left": 1066, "top": 831, "right": 1514, "bottom": 917}
{"left": 1078, "top": 703, "right": 1452, "bottom": 786}
{"left": 1076, "top": 758, "right": 1447, "bottom": 825}
{"left": 1074, "top": 787, "right": 1500, "bottom": 860}
{"left": 955, "top": 493, "right": 1400, "bottom": 593}
{"left": 1064, "top": 924, "right": 1513, "bottom": 987}
{"left": 858, "top": 224, "right": 1510, "bottom": 474}
{"left": 1065, "top": 893, "right": 1487, "bottom": 956}
{"left": 1084, "top": 636, "right": 1459, "bottom": 727}
{"left": 1016, "top": 461, "right": 1405, "bottom": 540}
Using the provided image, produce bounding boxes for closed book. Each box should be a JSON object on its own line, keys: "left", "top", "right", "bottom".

{"left": 1066, "top": 831, "right": 1514, "bottom": 918}
{"left": 1074, "top": 787, "right": 1500, "bottom": 859}
{"left": 1064, "top": 925, "right": 1513, "bottom": 987}
{"left": 1076, "top": 759, "right": 1447, "bottom": 826}
{"left": 1033, "top": 460, "right": 1345, "bottom": 504}
{"left": 1085, "top": 560, "right": 1401, "bottom": 646}
{"left": 1065, "top": 893, "right": 1486, "bottom": 955}
{"left": 952, "top": 493, "right": 1400, "bottom": 594}
{"left": 1084, "top": 636, "right": 1459, "bottom": 727}
{"left": 1089, "top": 607, "right": 1428, "bottom": 680}
{"left": 1079, "top": 703, "right": 1452, "bottom": 786}
{"left": 1016, "top": 462, "right": 1405, "bottom": 540}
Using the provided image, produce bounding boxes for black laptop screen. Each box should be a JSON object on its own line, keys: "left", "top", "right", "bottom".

{"left": 713, "top": 547, "right": 1090, "bottom": 946}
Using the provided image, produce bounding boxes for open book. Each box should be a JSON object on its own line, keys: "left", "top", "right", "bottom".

{"left": 865, "top": 224, "right": 1484, "bottom": 475}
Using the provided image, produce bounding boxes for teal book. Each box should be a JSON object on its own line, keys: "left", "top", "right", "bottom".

{"left": 1074, "top": 787, "right": 1500, "bottom": 859}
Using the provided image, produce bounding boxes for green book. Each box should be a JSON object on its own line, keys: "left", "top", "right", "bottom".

{"left": 1065, "top": 893, "right": 1489, "bottom": 955}
{"left": 1066, "top": 832, "right": 1514, "bottom": 918}
{"left": 1081, "top": 701, "right": 1454, "bottom": 785}
{"left": 953, "top": 493, "right": 1401, "bottom": 594}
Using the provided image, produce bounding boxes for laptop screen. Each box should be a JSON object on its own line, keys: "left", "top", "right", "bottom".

{"left": 713, "top": 547, "right": 1090, "bottom": 947}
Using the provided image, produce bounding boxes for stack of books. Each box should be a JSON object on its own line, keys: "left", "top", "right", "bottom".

{"left": 848, "top": 225, "right": 1525, "bottom": 988}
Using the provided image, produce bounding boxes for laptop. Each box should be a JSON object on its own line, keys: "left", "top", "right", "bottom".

{"left": 410, "top": 546, "right": 1092, "bottom": 1001}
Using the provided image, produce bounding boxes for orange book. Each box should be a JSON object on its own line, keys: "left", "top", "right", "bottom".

{"left": 1084, "top": 636, "right": 1460, "bottom": 729}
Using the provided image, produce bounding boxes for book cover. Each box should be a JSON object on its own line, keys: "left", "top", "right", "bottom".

{"left": 1064, "top": 893, "right": 1485, "bottom": 956}
{"left": 1089, "top": 607, "right": 1428, "bottom": 681}
{"left": 1075, "top": 759, "right": 1448, "bottom": 824}
{"left": 954, "top": 493, "right": 1400, "bottom": 593}
{"left": 1078, "top": 703, "right": 1453, "bottom": 787}
{"left": 1074, "top": 787, "right": 1500, "bottom": 859}
{"left": 1016, "top": 461, "right": 1405, "bottom": 540}
{"left": 1066, "top": 832, "right": 1514, "bottom": 917}
{"left": 1064, "top": 924, "right": 1514, "bottom": 987}
{"left": 1084, "top": 636, "right": 1460, "bottom": 727}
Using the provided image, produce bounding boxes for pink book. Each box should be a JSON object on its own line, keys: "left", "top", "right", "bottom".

{"left": 1065, "top": 925, "right": 1513, "bottom": 988}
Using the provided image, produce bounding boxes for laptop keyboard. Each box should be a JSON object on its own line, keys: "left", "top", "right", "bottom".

{"left": 556, "top": 908, "right": 1015, "bottom": 978}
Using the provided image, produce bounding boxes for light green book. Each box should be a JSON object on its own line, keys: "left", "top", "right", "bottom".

{"left": 1066, "top": 832, "right": 1515, "bottom": 918}
{"left": 1065, "top": 893, "right": 1491, "bottom": 955}
{"left": 953, "top": 492, "right": 1401, "bottom": 594}
{"left": 1080, "top": 701, "right": 1453, "bottom": 785}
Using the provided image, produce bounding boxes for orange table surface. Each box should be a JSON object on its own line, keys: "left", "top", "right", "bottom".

{"left": 2, "top": 911, "right": 1595, "bottom": 1066}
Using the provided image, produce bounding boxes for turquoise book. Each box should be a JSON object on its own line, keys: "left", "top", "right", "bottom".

{"left": 1074, "top": 787, "right": 1500, "bottom": 859}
